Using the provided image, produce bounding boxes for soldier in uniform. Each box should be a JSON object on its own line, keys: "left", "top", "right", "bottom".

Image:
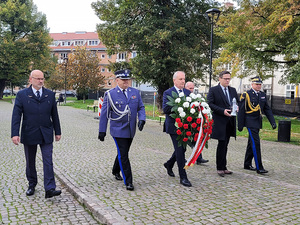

{"left": 98, "top": 69, "right": 146, "bottom": 191}
{"left": 238, "top": 76, "right": 276, "bottom": 174}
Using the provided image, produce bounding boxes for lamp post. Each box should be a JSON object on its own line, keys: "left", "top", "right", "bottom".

{"left": 204, "top": 8, "right": 221, "bottom": 88}
{"left": 63, "top": 57, "right": 68, "bottom": 105}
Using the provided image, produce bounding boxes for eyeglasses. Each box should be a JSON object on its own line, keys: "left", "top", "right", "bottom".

{"left": 32, "top": 77, "right": 45, "bottom": 81}
{"left": 222, "top": 78, "right": 231, "bottom": 81}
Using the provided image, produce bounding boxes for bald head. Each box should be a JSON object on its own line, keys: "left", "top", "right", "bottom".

{"left": 185, "top": 81, "right": 195, "bottom": 93}
{"left": 29, "top": 70, "right": 45, "bottom": 90}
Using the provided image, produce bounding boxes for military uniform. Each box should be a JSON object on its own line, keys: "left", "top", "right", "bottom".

{"left": 98, "top": 69, "right": 146, "bottom": 190}
{"left": 238, "top": 77, "right": 276, "bottom": 173}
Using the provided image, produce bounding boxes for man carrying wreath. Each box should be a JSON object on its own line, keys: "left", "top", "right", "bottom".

{"left": 162, "top": 71, "right": 192, "bottom": 187}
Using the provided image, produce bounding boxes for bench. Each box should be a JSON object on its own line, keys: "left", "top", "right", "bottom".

{"left": 159, "top": 115, "right": 165, "bottom": 125}
{"left": 87, "top": 100, "right": 98, "bottom": 112}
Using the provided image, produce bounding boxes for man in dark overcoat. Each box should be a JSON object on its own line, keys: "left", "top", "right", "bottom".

{"left": 238, "top": 76, "right": 276, "bottom": 174}
{"left": 207, "top": 71, "right": 238, "bottom": 177}
{"left": 11, "top": 70, "right": 62, "bottom": 198}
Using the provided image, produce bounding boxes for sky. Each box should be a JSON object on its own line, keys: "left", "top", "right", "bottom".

{"left": 32, "top": 0, "right": 236, "bottom": 34}
{"left": 32, "top": 0, "right": 101, "bottom": 33}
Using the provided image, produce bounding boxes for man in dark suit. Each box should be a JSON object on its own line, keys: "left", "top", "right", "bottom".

{"left": 11, "top": 70, "right": 62, "bottom": 198}
{"left": 98, "top": 69, "right": 146, "bottom": 191}
{"left": 207, "top": 71, "right": 238, "bottom": 177}
{"left": 238, "top": 76, "right": 276, "bottom": 174}
{"left": 163, "top": 71, "right": 192, "bottom": 187}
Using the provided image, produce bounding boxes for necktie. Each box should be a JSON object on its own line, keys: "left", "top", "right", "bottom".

{"left": 224, "top": 88, "right": 230, "bottom": 104}
{"left": 122, "top": 89, "right": 127, "bottom": 98}
{"left": 178, "top": 89, "right": 182, "bottom": 93}
{"left": 36, "top": 90, "right": 40, "bottom": 99}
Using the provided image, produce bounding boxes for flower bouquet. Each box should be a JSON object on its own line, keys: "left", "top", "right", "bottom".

{"left": 166, "top": 91, "right": 213, "bottom": 169}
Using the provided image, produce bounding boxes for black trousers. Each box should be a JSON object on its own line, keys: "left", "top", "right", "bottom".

{"left": 24, "top": 143, "right": 56, "bottom": 191}
{"left": 165, "top": 134, "right": 187, "bottom": 179}
{"left": 216, "top": 121, "right": 233, "bottom": 171}
{"left": 112, "top": 137, "right": 133, "bottom": 185}
{"left": 244, "top": 128, "right": 263, "bottom": 170}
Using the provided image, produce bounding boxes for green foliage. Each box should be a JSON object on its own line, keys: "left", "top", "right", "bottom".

{"left": 92, "top": 0, "right": 218, "bottom": 108}
{"left": 0, "top": 0, "right": 53, "bottom": 98}
{"left": 215, "top": 0, "right": 300, "bottom": 84}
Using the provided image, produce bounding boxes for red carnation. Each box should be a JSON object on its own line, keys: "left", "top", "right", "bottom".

{"left": 176, "top": 118, "right": 181, "bottom": 123}
{"left": 183, "top": 124, "right": 189, "bottom": 129}
{"left": 196, "top": 118, "right": 201, "bottom": 124}
{"left": 178, "top": 122, "right": 183, "bottom": 128}
{"left": 176, "top": 130, "right": 182, "bottom": 135}
{"left": 187, "top": 116, "right": 193, "bottom": 122}
{"left": 183, "top": 138, "right": 188, "bottom": 142}
{"left": 197, "top": 127, "right": 201, "bottom": 131}
{"left": 186, "top": 131, "right": 192, "bottom": 136}
{"left": 191, "top": 123, "right": 197, "bottom": 128}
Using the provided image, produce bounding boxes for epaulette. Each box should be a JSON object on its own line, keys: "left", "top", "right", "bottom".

{"left": 240, "top": 92, "right": 247, "bottom": 101}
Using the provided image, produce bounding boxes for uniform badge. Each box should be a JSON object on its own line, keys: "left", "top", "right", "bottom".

{"left": 131, "top": 95, "right": 136, "bottom": 99}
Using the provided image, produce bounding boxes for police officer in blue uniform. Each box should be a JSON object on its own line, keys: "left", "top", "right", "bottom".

{"left": 238, "top": 76, "right": 276, "bottom": 174}
{"left": 11, "top": 70, "right": 62, "bottom": 198}
{"left": 98, "top": 69, "right": 146, "bottom": 191}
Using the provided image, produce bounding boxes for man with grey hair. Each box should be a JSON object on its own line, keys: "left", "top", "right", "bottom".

{"left": 162, "top": 71, "right": 192, "bottom": 187}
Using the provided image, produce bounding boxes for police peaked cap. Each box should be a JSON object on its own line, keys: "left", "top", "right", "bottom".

{"left": 115, "top": 69, "right": 131, "bottom": 79}
{"left": 251, "top": 76, "right": 262, "bottom": 84}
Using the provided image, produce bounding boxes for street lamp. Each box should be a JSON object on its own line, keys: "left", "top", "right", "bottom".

{"left": 204, "top": 8, "right": 221, "bottom": 88}
{"left": 63, "top": 57, "right": 68, "bottom": 105}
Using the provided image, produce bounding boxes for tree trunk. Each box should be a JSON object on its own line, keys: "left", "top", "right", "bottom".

{"left": 0, "top": 79, "right": 7, "bottom": 99}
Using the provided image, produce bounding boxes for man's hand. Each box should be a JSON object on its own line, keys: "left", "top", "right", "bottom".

{"left": 55, "top": 135, "right": 61, "bottom": 142}
{"left": 272, "top": 123, "right": 277, "bottom": 129}
{"left": 138, "top": 120, "right": 145, "bottom": 131}
{"left": 224, "top": 109, "right": 232, "bottom": 117}
{"left": 98, "top": 132, "right": 106, "bottom": 141}
{"left": 12, "top": 136, "right": 20, "bottom": 145}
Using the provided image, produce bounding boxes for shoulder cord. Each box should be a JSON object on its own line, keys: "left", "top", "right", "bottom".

{"left": 240, "top": 92, "right": 262, "bottom": 114}
{"left": 106, "top": 90, "right": 131, "bottom": 121}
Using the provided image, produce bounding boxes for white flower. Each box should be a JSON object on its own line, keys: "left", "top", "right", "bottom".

{"left": 183, "top": 102, "right": 189, "bottom": 108}
{"left": 190, "top": 93, "right": 197, "bottom": 99}
{"left": 198, "top": 112, "right": 203, "bottom": 118}
{"left": 179, "top": 112, "right": 186, "bottom": 118}
{"left": 196, "top": 94, "right": 202, "bottom": 99}
{"left": 178, "top": 107, "right": 184, "bottom": 113}
{"left": 190, "top": 108, "right": 196, "bottom": 114}
{"left": 179, "top": 92, "right": 184, "bottom": 97}
{"left": 191, "top": 102, "right": 199, "bottom": 107}
{"left": 175, "top": 98, "right": 181, "bottom": 103}
{"left": 202, "top": 109, "right": 209, "bottom": 114}
{"left": 201, "top": 102, "right": 209, "bottom": 108}
{"left": 186, "top": 96, "right": 192, "bottom": 102}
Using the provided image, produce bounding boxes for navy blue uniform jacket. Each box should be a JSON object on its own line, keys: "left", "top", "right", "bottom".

{"left": 11, "top": 86, "right": 61, "bottom": 145}
{"left": 163, "top": 87, "right": 191, "bottom": 134}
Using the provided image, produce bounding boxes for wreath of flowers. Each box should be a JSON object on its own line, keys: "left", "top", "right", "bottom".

{"left": 166, "top": 91, "right": 214, "bottom": 169}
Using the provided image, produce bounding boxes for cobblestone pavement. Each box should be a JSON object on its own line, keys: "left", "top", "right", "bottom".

{"left": 1, "top": 100, "right": 300, "bottom": 224}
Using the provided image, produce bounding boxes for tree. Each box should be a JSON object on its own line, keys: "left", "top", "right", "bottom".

{"left": 92, "top": 0, "right": 217, "bottom": 109}
{"left": 0, "top": 0, "right": 53, "bottom": 98}
{"left": 215, "top": 0, "right": 300, "bottom": 84}
{"left": 67, "top": 47, "right": 105, "bottom": 103}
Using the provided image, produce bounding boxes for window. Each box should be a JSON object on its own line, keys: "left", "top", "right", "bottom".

{"left": 107, "top": 80, "right": 112, "bottom": 86}
{"left": 88, "top": 40, "right": 98, "bottom": 46}
{"left": 75, "top": 40, "right": 84, "bottom": 46}
{"left": 101, "top": 54, "right": 105, "bottom": 59}
{"left": 286, "top": 84, "right": 296, "bottom": 99}
{"left": 131, "top": 51, "right": 137, "bottom": 58}
{"left": 117, "top": 52, "right": 127, "bottom": 62}
{"left": 108, "top": 55, "right": 112, "bottom": 59}
{"left": 60, "top": 53, "right": 68, "bottom": 60}
{"left": 225, "top": 63, "right": 231, "bottom": 71}
{"left": 101, "top": 68, "right": 105, "bottom": 72}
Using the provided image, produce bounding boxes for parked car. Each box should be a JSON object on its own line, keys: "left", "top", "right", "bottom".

{"left": 60, "top": 91, "right": 76, "bottom": 97}
{"left": 3, "top": 89, "right": 16, "bottom": 96}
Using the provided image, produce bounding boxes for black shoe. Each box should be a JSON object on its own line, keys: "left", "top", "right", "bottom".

{"left": 180, "top": 178, "right": 192, "bottom": 187}
{"left": 244, "top": 165, "right": 256, "bottom": 171}
{"left": 113, "top": 173, "right": 123, "bottom": 181}
{"left": 45, "top": 189, "right": 62, "bottom": 198}
{"left": 257, "top": 169, "right": 268, "bottom": 174}
{"left": 164, "top": 163, "right": 175, "bottom": 177}
{"left": 196, "top": 158, "right": 209, "bottom": 164}
{"left": 126, "top": 183, "right": 134, "bottom": 191}
{"left": 26, "top": 187, "right": 35, "bottom": 196}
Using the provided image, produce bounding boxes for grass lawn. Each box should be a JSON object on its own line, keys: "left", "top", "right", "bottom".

{"left": 3, "top": 96, "right": 299, "bottom": 145}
